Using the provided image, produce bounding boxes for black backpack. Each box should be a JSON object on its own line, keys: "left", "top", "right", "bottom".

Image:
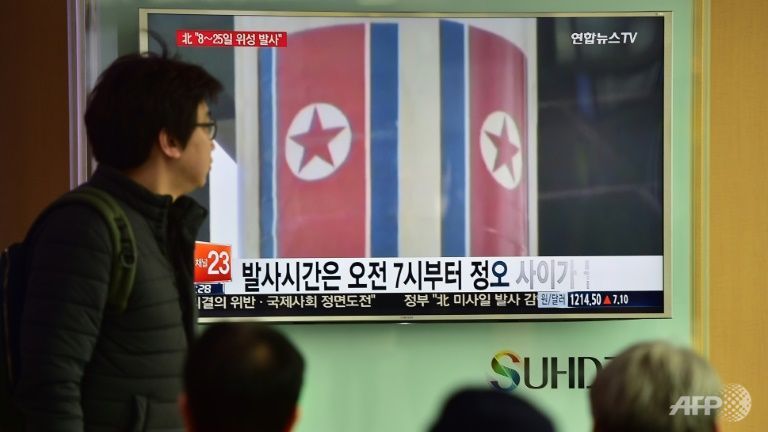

{"left": 0, "top": 186, "right": 137, "bottom": 431}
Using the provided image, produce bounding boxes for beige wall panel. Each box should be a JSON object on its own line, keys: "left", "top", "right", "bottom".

{"left": 0, "top": 2, "right": 70, "bottom": 247}
{"left": 709, "top": 0, "right": 768, "bottom": 430}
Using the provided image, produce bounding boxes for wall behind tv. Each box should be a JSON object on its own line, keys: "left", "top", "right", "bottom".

{"left": 72, "top": 1, "right": 693, "bottom": 431}
{"left": 0, "top": 1, "right": 69, "bottom": 248}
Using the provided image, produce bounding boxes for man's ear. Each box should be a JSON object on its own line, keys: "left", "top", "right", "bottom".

{"left": 178, "top": 391, "right": 194, "bottom": 432}
{"left": 283, "top": 406, "right": 300, "bottom": 432}
{"left": 158, "top": 129, "right": 184, "bottom": 159}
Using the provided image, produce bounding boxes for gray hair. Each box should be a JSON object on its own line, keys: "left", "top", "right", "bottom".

{"left": 590, "top": 341, "right": 721, "bottom": 432}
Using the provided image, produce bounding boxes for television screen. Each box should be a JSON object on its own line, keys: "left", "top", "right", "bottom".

{"left": 140, "top": 10, "right": 670, "bottom": 321}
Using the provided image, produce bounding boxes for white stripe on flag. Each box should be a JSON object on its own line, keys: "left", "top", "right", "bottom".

{"left": 399, "top": 20, "right": 442, "bottom": 257}
{"left": 233, "top": 19, "right": 261, "bottom": 258}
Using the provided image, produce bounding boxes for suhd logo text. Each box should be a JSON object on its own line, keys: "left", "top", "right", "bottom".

{"left": 490, "top": 351, "right": 612, "bottom": 391}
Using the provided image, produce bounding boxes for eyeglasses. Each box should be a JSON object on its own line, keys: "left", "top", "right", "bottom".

{"left": 195, "top": 120, "right": 217, "bottom": 140}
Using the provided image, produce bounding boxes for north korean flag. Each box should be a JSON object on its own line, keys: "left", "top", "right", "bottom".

{"left": 258, "top": 23, "right": 398, "bottom": 258}
{"left": 440, "top": 20, "right": 531, "bottom": 257}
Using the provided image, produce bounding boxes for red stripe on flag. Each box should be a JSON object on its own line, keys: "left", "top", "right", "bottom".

{"left": 277, "top": 24, "right": 367, "bottom": 257}
{"left": 469, "top": 27, "right": 529, "bottom": 256}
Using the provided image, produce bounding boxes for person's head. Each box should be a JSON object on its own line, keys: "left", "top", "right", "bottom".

{"left": 429, "top": 388, "right": 555, "bottom": 432}
{"left": 181, "top": 323, "right": 305, "bottom": 432}
{"left": 85, "top": 52, "right": 222, "bottom": 195}
{"left": 590, "top": 341, "right": 721, "bottom": 432}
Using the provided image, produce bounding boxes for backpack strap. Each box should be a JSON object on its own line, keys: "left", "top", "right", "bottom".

{"left": 1, "top": 244, "right": 25, "bottom": 387}
{"left": 40, "top": 187, "right": 137, "bottom": 312}
{"left": 1, "top": 187, "right": 137, "bottom": 429}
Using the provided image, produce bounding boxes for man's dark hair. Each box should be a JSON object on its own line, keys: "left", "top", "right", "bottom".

{"left": 184, "top": 323, "right": 305, "bottom": 432}
{"left": 430, "top": 388, "right": 555, "bottom": 432}
{"left": 85, "top": 52, "right": 223, "bottom": 170}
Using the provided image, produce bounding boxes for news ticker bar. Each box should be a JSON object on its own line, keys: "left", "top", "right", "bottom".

{"left": 195, "top": 291, "right": 665, "bottom": 318}
{"left": 195, "top": 255, "right": 663, "bottom": 295}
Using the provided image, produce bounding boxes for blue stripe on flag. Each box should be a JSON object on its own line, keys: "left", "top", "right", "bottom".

{"left": 440, "top": 20, "right": 467, "bottom": 256}
{"left": 370, "top": 23, "right": 399, "bottom": 257}
{"left": 259, "top": 48, "right": 276, "bottom": 258}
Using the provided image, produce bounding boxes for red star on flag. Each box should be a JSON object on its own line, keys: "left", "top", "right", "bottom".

{"left": 484, "top": 118, "right": 520, "bottom": 178}
{"left": 290, "top": 107, "right": 346, "bottom": 171}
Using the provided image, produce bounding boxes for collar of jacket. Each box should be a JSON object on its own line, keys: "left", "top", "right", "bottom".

{"left": 87, "top": 165, "right": 209, "bottom": 247}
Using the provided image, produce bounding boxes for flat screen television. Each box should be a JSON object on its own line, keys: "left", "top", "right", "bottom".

{"left": 140, "top": 9, "right": 670, "bottom": 322}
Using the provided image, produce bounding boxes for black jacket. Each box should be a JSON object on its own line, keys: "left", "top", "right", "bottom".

{"left": 14, "top": 166, "right": 206, "bottom": 431}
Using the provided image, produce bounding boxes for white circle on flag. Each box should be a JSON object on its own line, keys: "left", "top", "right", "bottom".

{"left": 479, "top": 111, "right": 523, "bottom": 190}
{"left": 285, "top": 103, "right": 352, "bottom": 181}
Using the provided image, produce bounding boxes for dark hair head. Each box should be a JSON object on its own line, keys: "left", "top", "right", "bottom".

{"left": 430, "top": 388, "right": 555, "bottom": 432}
{"left": 184, "top": 323, "right": 305, "bottom": 432}
{"left": 84, "top": 52, "right": 222, "bottom": 170}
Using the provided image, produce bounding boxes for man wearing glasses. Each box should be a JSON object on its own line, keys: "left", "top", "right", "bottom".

{"left": 13, "top": 53, "right": 222, "bottom": 431}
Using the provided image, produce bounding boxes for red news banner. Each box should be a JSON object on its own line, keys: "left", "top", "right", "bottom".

{"left": 176, "top": 30, "right": 287, "bottom": 47}
{"left": 194, "top": 242, "right": 232, "bottom": 283}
